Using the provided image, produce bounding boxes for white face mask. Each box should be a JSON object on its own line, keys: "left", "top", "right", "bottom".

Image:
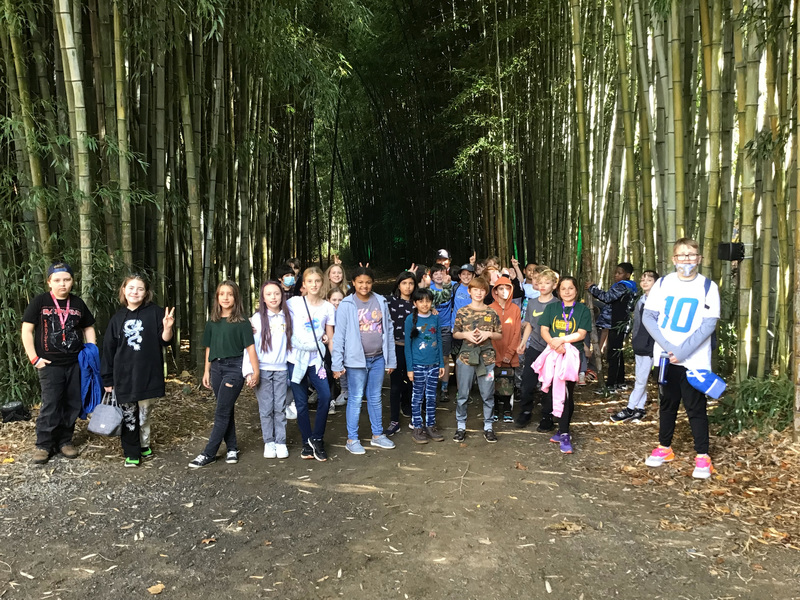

{"left": 676, "top": 263, "right": 697, "bottom": 277}
{"left": 497, "top": 287, "right": 510, "bottom": 300}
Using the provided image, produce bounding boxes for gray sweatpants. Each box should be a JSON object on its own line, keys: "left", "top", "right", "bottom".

{"left": 255, "top": 370, "right": 288, "bottom": 444}
{"left": 455, "top": 361, "right": 495, "bottom": 431}
{"left": 627, "top": 355, "right": 653, "bottom": 410}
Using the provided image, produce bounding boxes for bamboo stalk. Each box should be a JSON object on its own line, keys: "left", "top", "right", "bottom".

{"left": 55, "top": 0, "right": 93, "bottom": 305}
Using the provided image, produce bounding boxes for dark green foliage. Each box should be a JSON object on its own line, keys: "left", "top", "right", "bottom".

{"left": 711, "top": 376, "right": 793, "bottom": 436}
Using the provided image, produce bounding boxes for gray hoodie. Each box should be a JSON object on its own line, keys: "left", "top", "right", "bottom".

{"left": 332, "top": 293, "right": 397, "bottom": 371}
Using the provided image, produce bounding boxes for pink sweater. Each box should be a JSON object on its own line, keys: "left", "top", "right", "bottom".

{"left": 532, "top": 344, "right": 581, "bottom": 418}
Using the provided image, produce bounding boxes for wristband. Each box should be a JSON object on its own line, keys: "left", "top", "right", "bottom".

{"left": 31, "top": 357, "right": 41, "bottom": 366}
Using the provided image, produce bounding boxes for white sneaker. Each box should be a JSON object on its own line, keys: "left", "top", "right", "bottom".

{"left": 263, "top": 442, "right": 276, "bottom": 459}
{"left": 225, "top": 450, "right": 239, "bottom": 464}
{"left": 328, "top": 402, "right": 336, "bottom": 415}
{"left": 275, "top": 444, "right": 289, "bottom": 459}
{"left": 285, "top": 402, "right": 297, "bottom": 420}
{"left": 334, "top": 392, "right": 348, "bottom": 406}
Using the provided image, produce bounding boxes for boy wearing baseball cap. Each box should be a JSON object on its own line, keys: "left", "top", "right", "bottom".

{"left": 21, "top": 262, "right": 96, "bottom": 464}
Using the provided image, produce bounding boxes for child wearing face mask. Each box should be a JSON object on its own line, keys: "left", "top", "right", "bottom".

{"left": 489, "top": 276, "right": 522, "bottom": 422}
{"left": 276, "top": 264, "right": 299, "bottom": 302}
{"left": 643, "top": 238, "right": 720, "bottom": 479}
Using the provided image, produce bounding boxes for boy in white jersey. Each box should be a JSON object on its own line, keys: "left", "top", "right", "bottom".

{"left": 642, "top": 238, "right": 720, "bottom": 479}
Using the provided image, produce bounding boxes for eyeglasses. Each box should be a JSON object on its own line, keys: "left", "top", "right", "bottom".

{"left": 673, "top": 253, "right": 700, "bottom": 260}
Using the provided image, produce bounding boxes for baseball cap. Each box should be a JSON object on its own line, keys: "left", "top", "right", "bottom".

{"left": 437, "top": 249, "right": 451, "bottom": 260}
{"left": 47, "top": 262, "right": 74, "bottom": 278}
{"left": 458, "top": 264, "right": 475, "bottom": 274}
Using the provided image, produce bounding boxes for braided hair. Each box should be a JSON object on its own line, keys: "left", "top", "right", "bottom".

{"left": 409, "top": 288, "right": 434, "bottom": 338}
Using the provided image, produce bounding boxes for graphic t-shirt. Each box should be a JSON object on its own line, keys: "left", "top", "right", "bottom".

{"left": 387, "top": 295, "right": 413, "bottom": 343}
{"left": 22, "top": 293, "right": 95, "bottom": 366}
{"left": 404, "top": 313, "right": 444, "bottom": 368}
{"left": 539, "top": 301, "right": 593, "bottom": 360}
{"left": 286, "top": 296, "right": 335, "bottom": 364}
{"left": 454, "top": 305, "right": 501, "bottom": 366}
{"left": 356, "top": 294, "right": 384, "bottom": 357}
{"left": 430, "top": 282, "right": 452, "bottom": 329}
{"left": 523, "top": 295, "right": 560, "bottom": 352}
{"left": 644, "top": 272, "right": 720, "bottom": 371}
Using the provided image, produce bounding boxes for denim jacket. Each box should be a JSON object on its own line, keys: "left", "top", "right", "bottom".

{"left": 332, "top": 293, "right": 397, "bottom": 371}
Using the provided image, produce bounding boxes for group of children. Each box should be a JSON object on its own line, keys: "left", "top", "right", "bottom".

{"left": 22, "top": 238, "right": 720, "bottom": 480}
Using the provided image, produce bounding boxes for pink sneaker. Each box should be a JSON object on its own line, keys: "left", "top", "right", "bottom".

{"left": 692, "top": 454, "right": 714, "bottom": 479}
{"left": 645, "top": 446, "right": 675, "bottom": 467}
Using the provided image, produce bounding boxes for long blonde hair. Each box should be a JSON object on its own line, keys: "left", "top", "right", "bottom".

{"left": 321, "top": 263, "right": 349, "bottom": 298}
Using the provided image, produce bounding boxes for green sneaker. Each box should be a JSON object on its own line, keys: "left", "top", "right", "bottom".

{"left": 124, "top": 457, "right": 141, "bottom": 468}
{"left": 140, "top": 447, "right": 154, "bottom": 459}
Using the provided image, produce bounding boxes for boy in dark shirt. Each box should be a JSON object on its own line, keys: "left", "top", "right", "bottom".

{"left": 21, "top": 262, "right": 97, "bottom": 464}
{"left": 585, "top": 262, "right": 637, "bottom": 390}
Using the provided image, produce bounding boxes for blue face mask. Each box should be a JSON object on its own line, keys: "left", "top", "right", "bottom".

{"left": 283, "top": 276, "right": 296, "bottom": 287}
{"left": 675, "top": 263, "right": 697, "bottom": 277}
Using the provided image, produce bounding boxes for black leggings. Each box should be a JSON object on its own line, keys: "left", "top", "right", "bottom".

{"left": 389, "top": 344, "right": 412, "bottom": 421}
{"left": 557, "top": 381, "right": 576, "bottom": 434}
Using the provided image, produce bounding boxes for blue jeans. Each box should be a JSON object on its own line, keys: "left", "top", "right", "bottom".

{"left": 345, "top": 355, "right": 385, "bottom": 440}
{"left": 203, "top": 358, "right": 245, "bottom": 457}
{"left": 288, "top": 362, "right": 331, "bottom": 445}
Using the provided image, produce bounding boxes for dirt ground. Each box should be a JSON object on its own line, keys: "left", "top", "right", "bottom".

{"left": 1, "top": 375, "right": 800, "bottom": 600}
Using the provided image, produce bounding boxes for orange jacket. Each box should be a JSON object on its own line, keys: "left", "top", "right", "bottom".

{"left": 490, "top": 277, "right": 522, "bottom": 367}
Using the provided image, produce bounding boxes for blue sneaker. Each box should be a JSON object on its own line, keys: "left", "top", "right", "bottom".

{"left": 559, "top": 433, "right": 574, "bottom": 454}
{"left": 346, "top": 439, "right": 366, "bottom": 455}
{"left": 370, "top": 434, "right": 395, "bottom": 450}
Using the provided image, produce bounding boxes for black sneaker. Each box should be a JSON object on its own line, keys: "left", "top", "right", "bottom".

{"left": 452, "top": 429, "right": 466, "bottom": 442}
{"left": 631, "top": 408, "right": 646, "bottom": 421}
{"left": 514, "top": 412, "right": 532, "bottom": 429}
{"left": 503, "top": 412, "right": 514, "bottom": 423}
{"left": 384, "top": 421, "right": 401, "bottom": 436}
{"left": 483, "top": 429, "right": 498, "bottom": 443}
{"left": 188, "top": 454, "right": 216, "bottom": 469}
{"left": 611, "top": 407, "right": 636, "bottom": 423}
{"left": 300, "top": 444, "right": 315, "bottom": 460}
{"left": 437, "top": 388, "right": 450, "bottom": 403}
{"left": 308, "top": 439, "right": 328, "bottom": 462}
{"left": 536, "top": 418, "right": 555, "bottom": 432}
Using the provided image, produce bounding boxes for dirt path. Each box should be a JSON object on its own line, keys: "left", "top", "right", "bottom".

{"left": 1, "top": 383, "right": 798, "bottom": 600}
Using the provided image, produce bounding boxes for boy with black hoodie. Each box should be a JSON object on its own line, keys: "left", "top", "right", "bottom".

{"left": 585, "top": 262, "right": 637, "bottom": 390}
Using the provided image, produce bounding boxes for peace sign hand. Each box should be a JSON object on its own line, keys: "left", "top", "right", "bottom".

{"left": 163, "top": 307, "right": 176, "bottom": 330}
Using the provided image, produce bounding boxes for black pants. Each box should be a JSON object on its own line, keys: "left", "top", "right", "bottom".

{"left": 606, "top": 326, "right": 626, "bottom": 386}
{"left": 557, "top": 381, "right": 577, "bottom": 434}
{"left": 516, "top": 347, "right": 553, "bottom": 419}
{"left": 120, "top": 402, "right": 141, "bottom": 459}
{"left": 36, "top": 362, "right": 82, "bottom": 451}
{"left": 658, "top": 364, "right": 709, "bottom": 454}
{"left": 202, "top": 358, "right": 245, "bottom": 458}
{"left": 390, "top": 344, "right": 412, "bottom": 421}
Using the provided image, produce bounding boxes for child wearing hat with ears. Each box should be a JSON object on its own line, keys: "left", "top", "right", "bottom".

{"left": 21, "top": 262, "right": 97, "bottom": 464}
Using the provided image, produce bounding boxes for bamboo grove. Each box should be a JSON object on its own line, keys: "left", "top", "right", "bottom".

{"left": 2, "top": 0, "right": 800, "bottom": 432}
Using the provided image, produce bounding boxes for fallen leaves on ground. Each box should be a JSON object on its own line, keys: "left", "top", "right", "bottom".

{"left": 575, "top": 381, "right": 800, "bottom": 551}
{"left": 147, "top": 583, "right": 165, "bottom": 595}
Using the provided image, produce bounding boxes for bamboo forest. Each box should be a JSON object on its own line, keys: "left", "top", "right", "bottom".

{"left": 1, "top": 0, "right": 799, "bottom": 436}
